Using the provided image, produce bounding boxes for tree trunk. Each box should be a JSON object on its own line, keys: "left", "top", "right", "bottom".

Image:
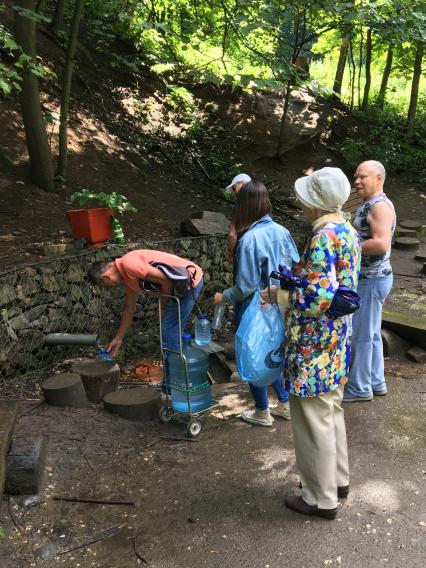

{"left": 376, "top": 45, "right": 393, "bottom": 109}
{"left": 13, "top": 0, "right": 54, "bottom": 191}
{"left": 57, "top": 0, "right": 84, "bottom": 178}
{"left": 357, "top": 27, "right": 363, "bottom": 109}
{"left": 361, "top": 28, "right": 372, "bottom": 111}
{"left": 276, "top": 79, "right": 293, "bottom": 157}
{"left": 407, "top": 42, "right": 424, "bottom": 129}
{"left": 333, "top": 36, "right": 350, "bottom": 95}
{"left": 51, "top": 0, "right": 65, "bottom": 34}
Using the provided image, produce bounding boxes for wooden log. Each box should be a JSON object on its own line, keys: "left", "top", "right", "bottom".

{"left": 42, "top": 373, "right": 88, "bottom": 407}
{"left": 0, "top": 400, "right": 18, "bottom": 496}
{"left": 71, "top": 360, "right": 120, "bottom": 403}
{"left": 5, "top": 436, "right": 47, "bottom": 495}
{"left": 103, "top": 389, "right": 159, "bottom": 421}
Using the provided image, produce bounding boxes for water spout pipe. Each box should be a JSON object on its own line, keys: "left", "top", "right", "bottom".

{"left": 44, "top": 333, "right": 99, "bottom": 346}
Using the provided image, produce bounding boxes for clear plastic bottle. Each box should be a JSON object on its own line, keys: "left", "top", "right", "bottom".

{"left": 212, "top": 303, "right": 225, "bottom": 331}
{"left": 194, "top": 314, "right": 211, "bottom": 346}
{"left": 169, "top": 334, "right": 211, "bottom": 412}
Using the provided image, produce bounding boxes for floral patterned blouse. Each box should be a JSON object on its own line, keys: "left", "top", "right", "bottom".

{"left": 284, "top": 220, "right": 361, "bottom": 397}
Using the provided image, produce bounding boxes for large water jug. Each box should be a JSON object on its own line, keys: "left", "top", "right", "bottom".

{"left": 168, "top": 334, "right": 212, "bottom": 413}
{"left": 194, "top": 314, "right": 211, "bottom": 345}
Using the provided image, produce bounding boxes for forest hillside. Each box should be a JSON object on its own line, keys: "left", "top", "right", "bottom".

{"left": 1, "top": 0, "right": 425, "bottom": 268}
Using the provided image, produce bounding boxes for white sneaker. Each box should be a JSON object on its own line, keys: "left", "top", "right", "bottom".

{"left": 240, "top": 408, "right": 274, "bottom": 427}
{"left": 269, "top": 402, "right": 291, "bottom": 420}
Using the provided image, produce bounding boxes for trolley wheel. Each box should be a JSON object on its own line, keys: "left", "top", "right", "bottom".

{"left": 158, "top": 405, "right": 174, "bottom": 424}
{"left": 187, "top": 419, "right": 202, "bottom": 438}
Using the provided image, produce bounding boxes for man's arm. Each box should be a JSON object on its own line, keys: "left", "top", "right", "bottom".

{"left": 108, "top": 292, "right": 138, "bottom": 356}
{"left": 227, "top": 225, "right": 237, "bottom": 263}
{"left": 362, "top": 201, "right": 394, "bottom": 255}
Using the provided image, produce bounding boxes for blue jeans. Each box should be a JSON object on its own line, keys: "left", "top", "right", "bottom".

{"left": 162, "top": 279, "right": 203, "bottom": 351}
{"left": 235, "top": 299, "right": 289, "bottom": 410}
{"left": 346, "top": 275, "right": 393, "bottom": 398}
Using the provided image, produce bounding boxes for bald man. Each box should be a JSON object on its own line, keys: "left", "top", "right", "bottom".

{"left": 344, "top": 161, "right": 396, "bottom": 402}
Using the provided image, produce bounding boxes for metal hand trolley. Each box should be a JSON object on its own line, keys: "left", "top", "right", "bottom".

{"left": 157, "top": 295, "right": 222, "bottom": 438}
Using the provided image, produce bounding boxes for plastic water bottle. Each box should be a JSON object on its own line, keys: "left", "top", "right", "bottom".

{"left": 212, "top": 303, "right": 225, "bottom": 331}
{"left": 194, "top": 314, "right": 211, "bottom": 346}
{"left": 97, "top": 347, "right": 113, "bottom": 362}
{"left": 168, "top": 334, "right": 212, "bottom": 413}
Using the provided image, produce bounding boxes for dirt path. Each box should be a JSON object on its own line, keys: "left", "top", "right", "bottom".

{"left": 2, "top": 356, "right": 425, "bottom": 568}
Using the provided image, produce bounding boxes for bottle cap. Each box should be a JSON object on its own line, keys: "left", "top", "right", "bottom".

{"left": 199, "top": 314, "right": 208, "bottom": 319}
{"left": 182, "top": 333, "right": 192, "bottom": 341}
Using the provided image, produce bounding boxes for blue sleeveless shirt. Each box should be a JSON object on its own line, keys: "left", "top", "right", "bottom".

{"left": 352, "top": 193, "right": 396, "bottom": 279}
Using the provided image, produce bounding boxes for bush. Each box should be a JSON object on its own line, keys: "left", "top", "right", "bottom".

{"left": 338, "top": 107, "right": 426, "bottom": 183}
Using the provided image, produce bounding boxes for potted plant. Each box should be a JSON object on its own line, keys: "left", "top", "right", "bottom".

{"left": 67, "top": 190, "right": 138, "bottom": 246}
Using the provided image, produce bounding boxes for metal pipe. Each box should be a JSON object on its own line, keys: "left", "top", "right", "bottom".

{"left": 44, "top": 333, "right": 99, "bottom": 346}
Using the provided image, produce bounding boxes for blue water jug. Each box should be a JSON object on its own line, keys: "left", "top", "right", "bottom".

{"left": 168, "top": 333, "right": 212, "bottom": 413}
{"left": 194, "top": 314, "right": 211, "bottom": 346}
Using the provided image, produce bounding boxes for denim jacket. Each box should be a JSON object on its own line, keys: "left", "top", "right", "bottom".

{"left": 222, "top": 215, "right": 299, "bottom": 304}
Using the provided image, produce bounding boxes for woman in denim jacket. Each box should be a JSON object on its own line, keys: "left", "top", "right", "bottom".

{"left": 214, "top": 181, "right": 299, "bottom": 426}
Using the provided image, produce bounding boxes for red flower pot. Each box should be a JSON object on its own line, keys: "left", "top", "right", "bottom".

{"left": 66, "top": 208, "right": 113, "bottom": 245}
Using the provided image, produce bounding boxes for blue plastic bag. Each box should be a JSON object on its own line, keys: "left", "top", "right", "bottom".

{"left": 235, "top": 290, "right": 285, "bottom": 387}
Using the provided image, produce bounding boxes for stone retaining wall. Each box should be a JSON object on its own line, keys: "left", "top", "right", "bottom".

{"left": 0, "top": 236, "right": 231, "bottom": 381}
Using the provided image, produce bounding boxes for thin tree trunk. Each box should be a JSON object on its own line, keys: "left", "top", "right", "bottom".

{"left": 51, "top": 0, "right": 65, "bottom": 34}
{"left": 57, "top": 0, "right": 85, "bottom": 178}
{"left": 376, "top": 45, "right": 393, "bottom": 109}
{"left": 361, "top": 28, "right": 372, "bottom": 111}
{"left": 276, "top": 79, "right": 292, "bottom": 156}
{"left": 13, "top": 0, "right": 54, "bottom": 191}
{"left": 349, "top": 39, "right": 356, "bottom": 111}
{"left": 333, "top": 36, "right": 350, "bottom": 95}
{"left": 357, "top": 27, "right": 363, "bottom": 109}
{"left": 407, "top": 42, "right": 424, "bottom": 129}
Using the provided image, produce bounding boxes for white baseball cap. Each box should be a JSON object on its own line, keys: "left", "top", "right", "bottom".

{"left": 294, "top": 167, "right": 350, "bottom": 212}
{"left": 226, "top": 173, "right": 251, "bottom": 190}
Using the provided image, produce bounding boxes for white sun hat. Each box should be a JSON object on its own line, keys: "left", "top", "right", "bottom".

{"left": 294, "top": 167, "right": 351, "bottom": 212}
{"left": 226, "top": 173, "right": 251, "bottom": 190}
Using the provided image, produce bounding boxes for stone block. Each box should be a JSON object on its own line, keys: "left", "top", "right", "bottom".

{"left": 407, "top": 346, "right": 426, "bottom": 363}
{"left": 381, "top": 328, "right": 409, "bottom": 357}
{"left": 5, "top": 436, "right": 47, "bottom": 495}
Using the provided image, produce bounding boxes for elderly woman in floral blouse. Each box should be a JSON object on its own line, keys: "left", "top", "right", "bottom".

{"left": 263, "top": 167, "right": 361, "bottom": 520}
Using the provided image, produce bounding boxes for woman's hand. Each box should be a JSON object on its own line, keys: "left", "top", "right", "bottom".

{"left": 214, "top": 292, "right": 223, "bottom": 304}
{"left": 261, "top": 285, "right": 278, "bottom": 304}
{"left": 108, "top": 337, "right": 123, "bottom": 357}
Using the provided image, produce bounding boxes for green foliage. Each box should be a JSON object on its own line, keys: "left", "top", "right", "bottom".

{"left": 339, "top": 107, "right": 426, "bottom": 183}
{"left": 164, "top": 86, "right": 196, "bottom": 121}
{"left": 71, "top": 190, "right": 138, "bottom": 215}
{"left": 11, "top": 5, "right": 50, "bottom": 25}
{"left": 0, "top": 526, "right": 5, "bottom": 538}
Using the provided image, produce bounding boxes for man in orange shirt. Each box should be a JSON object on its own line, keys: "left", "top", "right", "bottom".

{"left": 87, "top": 250, "right": 203, "bottom": 357}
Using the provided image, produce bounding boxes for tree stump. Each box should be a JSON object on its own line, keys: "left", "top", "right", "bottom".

{"left": 394, "top": 237, "right": 420, "bottom": 250}
{"left": 71, "top": 360, "right": 120, "bottom": 403}
{"left": 399, "top": 219, "right": 423, "bottom": 231}
{"left": 42, "top": 373, "right": 88, "bottom": 407}
{"left": 103, "top": 389, "right": 159, "bottom": 421}
{"left": 6, "top": 436, "right": 47, "bottom": 495}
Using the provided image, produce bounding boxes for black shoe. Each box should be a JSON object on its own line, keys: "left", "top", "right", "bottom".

{"left": 298, "top": 482, "right": 350, "bottom": 499}
{"left": 285, "top": 495, "right": 337, "bottom": 520}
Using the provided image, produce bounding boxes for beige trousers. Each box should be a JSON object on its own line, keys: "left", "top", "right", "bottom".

{"left": 289, "top": 385, "right": 349, "bottom": 510}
